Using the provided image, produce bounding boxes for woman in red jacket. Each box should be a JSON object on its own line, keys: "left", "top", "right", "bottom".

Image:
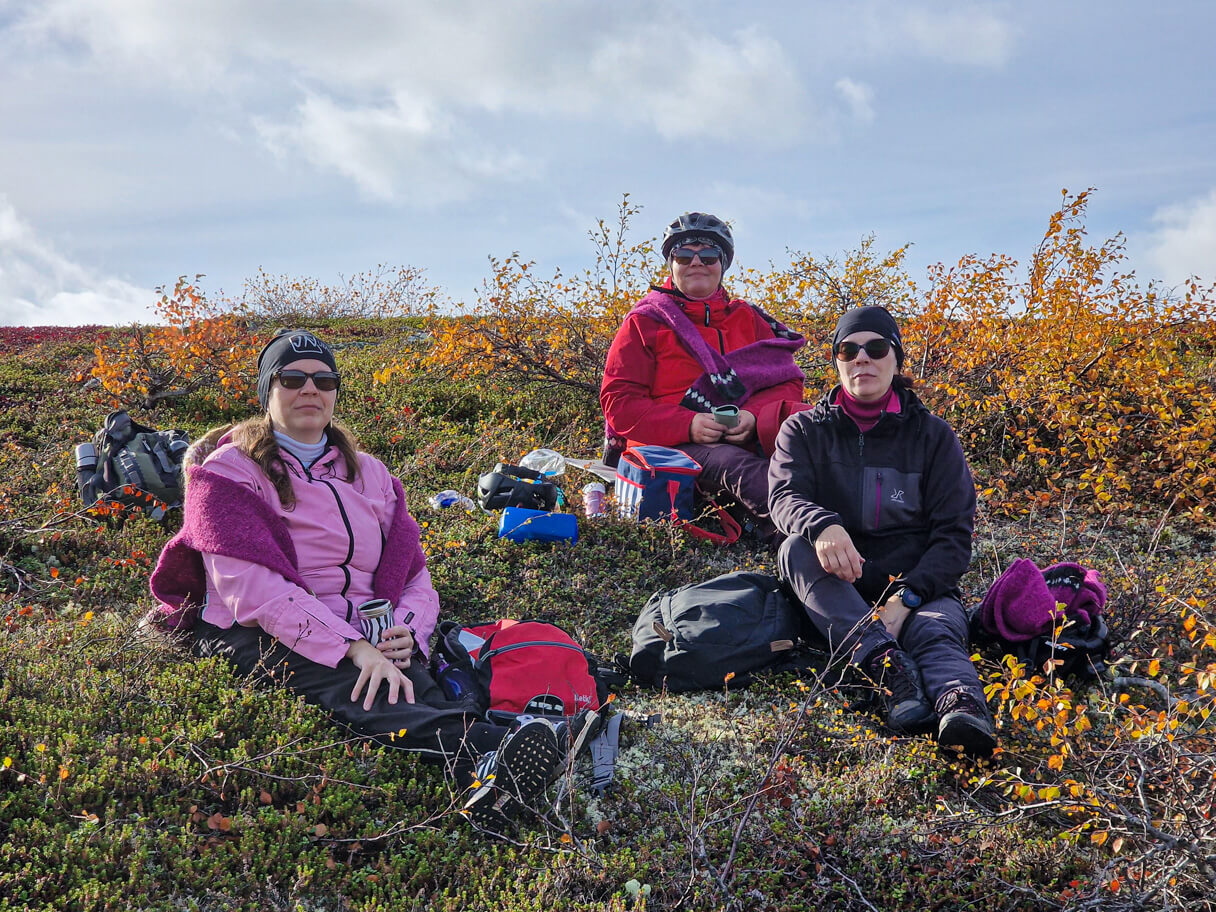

{"left": 600, "top": 212, "right": 806, "bottom": 538}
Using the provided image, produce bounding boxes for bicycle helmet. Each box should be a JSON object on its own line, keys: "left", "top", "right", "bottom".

{"left": 661, "top": 212, "right": 735, "bottom": 271}
{"left": 477, "top": 463, "right": 559, "bottom": 512}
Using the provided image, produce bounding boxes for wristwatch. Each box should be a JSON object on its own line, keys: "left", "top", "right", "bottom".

{"left": 895, "top": 586, "right": 923, "bottom": 609}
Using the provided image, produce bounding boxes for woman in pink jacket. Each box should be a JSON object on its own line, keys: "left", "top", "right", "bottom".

{"left": 150, "top": 329, "right": 563, "bottom": 831}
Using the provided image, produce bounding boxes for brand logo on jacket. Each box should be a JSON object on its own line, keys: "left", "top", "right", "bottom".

{"left": 890, "top": 490, "right": 905, "bottom": 503}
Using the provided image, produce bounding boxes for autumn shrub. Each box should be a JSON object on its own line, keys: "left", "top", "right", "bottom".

{"left": 377, "top": 195, "right": 654, "bottom": 398}
{"left": 905, "top": 190, "right": 1216, "bottom": 524}
{"left": 236, "top": 264, "right": 444, "bottom": 322}
{"left": 92, "top": 276, "right": 260, "bottom": 413}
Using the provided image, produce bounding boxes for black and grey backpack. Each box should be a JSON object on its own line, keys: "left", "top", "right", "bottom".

{"left": 629, "top": 571, "right": 818, "bottom": 692}
{"left": 74, "top": 410, "right": 189, "bottom": 521}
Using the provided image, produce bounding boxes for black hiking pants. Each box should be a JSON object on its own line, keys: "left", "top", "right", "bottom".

{"left": 193, "top": 620, "right": 507, "bottom": 780}
{"left": 778, "top": 535, "right": 985, "bottom": 705}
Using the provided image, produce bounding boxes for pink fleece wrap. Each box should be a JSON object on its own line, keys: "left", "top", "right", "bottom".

{"left": 149, "top": 465, "right": 425, "bottom": 631}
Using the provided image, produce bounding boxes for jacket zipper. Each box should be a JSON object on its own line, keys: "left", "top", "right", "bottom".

{"left": 290, "top": 452, "right": 357, "bottom": 623}
{"left": 875, "top": 471, "right": 884, "bottom": 527}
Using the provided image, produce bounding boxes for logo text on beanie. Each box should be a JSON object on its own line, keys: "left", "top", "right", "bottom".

{"left": 289, "top": 333, "right": 327, "bottom": 355}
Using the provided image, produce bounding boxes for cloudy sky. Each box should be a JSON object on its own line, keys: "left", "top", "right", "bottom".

{"left": 1, "top": 0, "right": 1213, "bottom": 325}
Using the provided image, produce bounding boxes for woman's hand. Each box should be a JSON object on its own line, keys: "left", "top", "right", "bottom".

{"left": 376, "top": 625, "right": 416, "bottom": 669}
{"left": 878, "top": 593, "right": 912, "bottom": 640}
{"left": 689, "top": 413, "right": 728, "bottom": 444}
{"left": 722, "top": 409, "right": 757, "bottom": 444}
{"left": 346, "top": 639, "right": 415, "bottom": 710}
{"left": 814, "top": 524, "right": 865, "bottom": 583}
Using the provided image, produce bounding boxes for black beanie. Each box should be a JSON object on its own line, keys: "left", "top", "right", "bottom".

{"left": 831, "top": 306, "right": 904, "bottom": 369}
{"left": 256, "top": 330, "right": 338, "bottom": 409}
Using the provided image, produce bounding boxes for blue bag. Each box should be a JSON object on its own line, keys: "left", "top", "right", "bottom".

{"left": 498, "top": 507, "right": 579, "bottom": 543}
{"left": 614, "top": 445, "right": 701, "bottom": 522}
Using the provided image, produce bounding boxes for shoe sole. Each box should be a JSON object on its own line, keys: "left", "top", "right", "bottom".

{"left": 938, "top": 712, "right": 997, "bottom": 756}
{"left": 463, "top": 722, "right": 562, "bottom": 831}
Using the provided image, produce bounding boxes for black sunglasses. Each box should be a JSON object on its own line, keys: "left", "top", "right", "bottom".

{"left": 275, "top": 369, "right": 341, "bottom": 392}
{"left": 835, "top": 339, "right": 893, "bottom": 362}
{"left": 670, "top": 245, "right": 723, "bottom": 266}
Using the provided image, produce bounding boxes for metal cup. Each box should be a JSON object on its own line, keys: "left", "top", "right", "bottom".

{"left": 356, "top": 598, "right": 393, "bottom": 646}
{"left": 74, "top": 442, "right": 98, "bottom": 471}
{"left": 712, "top": 405, "right": 740, "bottom": 428}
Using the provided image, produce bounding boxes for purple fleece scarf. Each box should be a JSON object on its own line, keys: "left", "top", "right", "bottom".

{"left": 629, "top": 289, "right": 806, "bottom": 412}
{"left": 148, "top": 465, "right": 425, "bottom": 630}
{"left": 978, "top": 558, "right": 1106, "bottom": 643}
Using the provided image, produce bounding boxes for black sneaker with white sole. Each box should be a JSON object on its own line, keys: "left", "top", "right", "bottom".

{"left": 936, "top": 687, "right": 997, "bottom": 757}
{"left": 462, "top": 718, "right": 563, "bottom": 832}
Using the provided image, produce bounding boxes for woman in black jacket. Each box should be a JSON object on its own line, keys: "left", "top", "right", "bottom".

{"left": 768, "top": 306, "right": 995, "bottom": 755}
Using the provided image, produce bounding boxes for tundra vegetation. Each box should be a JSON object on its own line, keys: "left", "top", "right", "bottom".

{"left": 2, "top": 191, "right": 1215, "bottom": 911}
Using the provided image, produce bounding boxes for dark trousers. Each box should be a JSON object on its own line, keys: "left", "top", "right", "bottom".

{"left": 777, "top": 535, "right": 984, "bottom": 704}
{"left": 679, "top": 442, "right": 776, "bottom": 537}
{"left": 193, "top": 620, "right": 507, "bottom": 776}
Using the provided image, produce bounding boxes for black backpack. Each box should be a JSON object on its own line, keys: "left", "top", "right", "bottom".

{"left": 75, "top": 410, "right": 189, "bottom": 521}
{"left": 629, "top": 572, "right": 817, "bottom": 692}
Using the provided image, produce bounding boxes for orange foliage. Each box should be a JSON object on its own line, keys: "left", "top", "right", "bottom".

{"left": 905, "top": 189, "right": 1216, "bottom": 522}
{"left": 380, "top": 195, "right": 654, "bottom": 394}
{"left": 92, "top": 276, "right": 259, "bottom": 412}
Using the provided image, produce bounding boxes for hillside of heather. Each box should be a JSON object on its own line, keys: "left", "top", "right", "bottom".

{"left": 2, "top": 193, "right": 1215, "bottom": 911}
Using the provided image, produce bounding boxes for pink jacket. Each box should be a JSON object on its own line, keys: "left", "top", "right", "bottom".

{"left": 194, "top": 443, "right": 439, "bottom": 668}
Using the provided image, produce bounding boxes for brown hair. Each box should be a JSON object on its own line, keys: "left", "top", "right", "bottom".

{"left": 230, "top": 416, "right": 361, "bottom": 509}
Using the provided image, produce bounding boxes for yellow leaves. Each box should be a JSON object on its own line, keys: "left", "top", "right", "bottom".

{"left": 1148, "top": 658, "right": 1161, "bottom": 676}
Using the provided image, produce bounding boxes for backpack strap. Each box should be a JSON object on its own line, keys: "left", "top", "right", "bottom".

{"left": 588, "top": 712, "right": 623, "bottom": 796}
{"left": 677, "top": 496, "right": 742, "bottom": 545}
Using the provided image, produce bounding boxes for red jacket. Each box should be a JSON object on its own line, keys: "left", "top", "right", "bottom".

{"left": 601, "top": 284, "right": 805, "bottom": 450}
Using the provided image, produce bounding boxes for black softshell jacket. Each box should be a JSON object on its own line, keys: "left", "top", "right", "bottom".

{"left": 768, "top": 385, "right": 976, "bottom": 606}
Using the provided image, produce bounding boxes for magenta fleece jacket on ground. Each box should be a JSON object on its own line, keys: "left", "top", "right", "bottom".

{"left": 151, "top": 442, "right": 437, "bottom": 668}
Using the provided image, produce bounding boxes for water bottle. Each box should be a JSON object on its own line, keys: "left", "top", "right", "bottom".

{"left": 428, "top": 489, "right": 477, "bottom": 510}
{"left": 75, "top": 442, "right": 99, "bottom": 504}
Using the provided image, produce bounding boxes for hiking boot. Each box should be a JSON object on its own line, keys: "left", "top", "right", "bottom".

{"left": 936, "top": 687, "right": 997, "bottom": 757}
{"left": 462, "top": 718, "right": 563, "bottom": 831}
{"left": 865, "top": 647, "right": 936, "bottom": 734}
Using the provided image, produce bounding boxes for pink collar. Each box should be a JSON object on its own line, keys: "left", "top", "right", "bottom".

{"left": 836, "top": 385, "right": 899, "bottom": 432}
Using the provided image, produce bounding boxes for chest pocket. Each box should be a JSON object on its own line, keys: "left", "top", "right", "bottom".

{"left": 861, "top": 467, "right": 921, "bottom": 532}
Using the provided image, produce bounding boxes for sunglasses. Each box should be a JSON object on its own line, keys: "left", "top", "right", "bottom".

{"left": 670, "top": 246, "right": 723, "bottom": 266}
{"left": 835, "top": 339, "right": 893, "bottom": 362}
{"left": 275, "top": 369, "right": 341, "bottom": 392}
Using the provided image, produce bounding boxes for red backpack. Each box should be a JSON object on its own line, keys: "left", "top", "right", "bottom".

{"left": 432, "top": 619, "right": 606, "bottom": 721}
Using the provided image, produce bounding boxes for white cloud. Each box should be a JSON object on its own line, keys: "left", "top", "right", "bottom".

{"left": 0, "top": 197, "right": 153, "bottom": 325}
{"left": 841, "top": 1, "right": 1015, "bottom": 67}
{"left": 8, "top": 2, "right": 809, "bottom": 201}
{"left": 1143, "top": 189, "right": 1216, "bottom": 286}
{"left": 835, "top": 77, "right": 875, "bottom": 123}
{"left": 255, "top": 89, "right": 539, "bottom": 204}
{"left": 897, "top": 5, "right": 1015, "bottom": 66}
